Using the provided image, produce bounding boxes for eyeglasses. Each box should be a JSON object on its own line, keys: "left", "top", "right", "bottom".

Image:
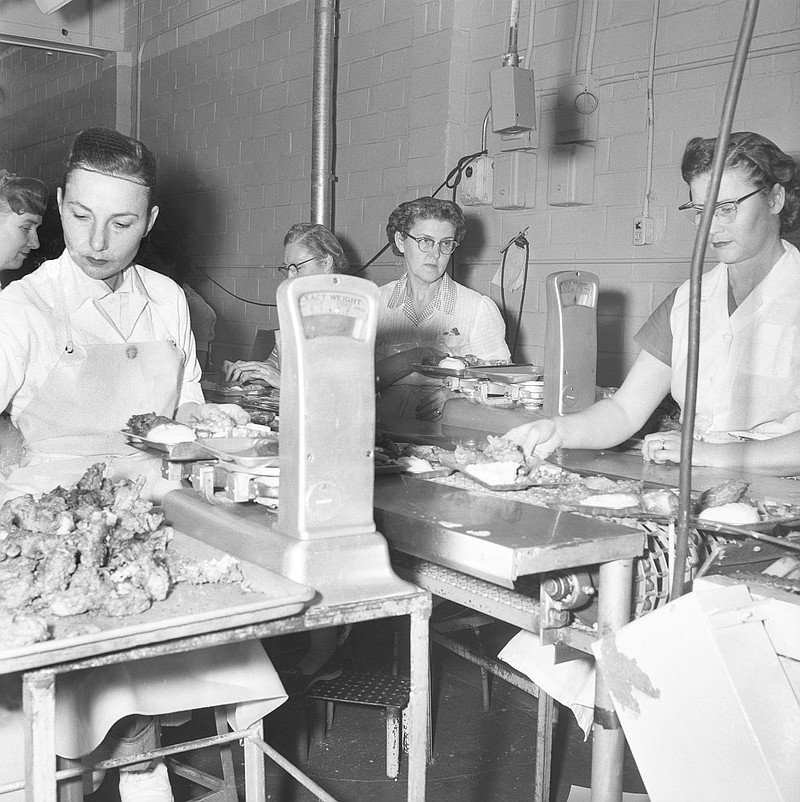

{"left": 678, "top": 187, "right": 764, "bottom": 226}
{"left": 404, "top": 232, "right": 459, "bottom": 255}
{"left": 277, "top": 256, "right": 316, "bottom": 277}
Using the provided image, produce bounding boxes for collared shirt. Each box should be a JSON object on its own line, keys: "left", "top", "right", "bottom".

{"left": 0, "top": 250, "right": 203, "bottom": 424}
{"left": 376, "top": 272, "right": 510, "bottom": 362}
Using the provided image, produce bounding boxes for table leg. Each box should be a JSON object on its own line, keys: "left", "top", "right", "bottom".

{"left": 406, "top": 599, "right": 431, "bottom": 802}
{"left": 243, "top": 718, "right": 266, "bottom": 802}
{"left": 591, "top": 558, "right": 633, "bottom": 802}
{"left": 23, "top": 670, "right": 57, "bottom": 802}
{"left": 534, "top": 691, "right": 554, "bottom": 802}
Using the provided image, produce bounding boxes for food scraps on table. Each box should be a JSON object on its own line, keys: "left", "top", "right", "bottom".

{"left": 0, "top": 463, "right": 246, "bottom": 649}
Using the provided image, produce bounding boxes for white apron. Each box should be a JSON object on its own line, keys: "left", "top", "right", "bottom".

{"left": 670, "top": 242, "right": 800, "bottom": 440}
{"left": 0, "top": 279, "right": 286, "bottom": 786}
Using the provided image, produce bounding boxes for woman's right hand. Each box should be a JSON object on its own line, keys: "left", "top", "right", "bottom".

{"left": 223, "top": 360, "right": 281, "bottom": 388}
{"left": 503, "top": 418, "right": 563, "bottom": 459}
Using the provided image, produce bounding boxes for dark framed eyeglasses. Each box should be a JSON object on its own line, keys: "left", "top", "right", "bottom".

{"left": 277, "top": 256, "right": 316, "bottom": 277}
{"left": 678, "top": 187, "right": 764, "bottom": 226}
{"left": 404, "top": 232, "right": 459, "bottom": 255}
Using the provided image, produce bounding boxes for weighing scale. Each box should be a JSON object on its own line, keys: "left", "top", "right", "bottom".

{"left": 163, "top": 274, "right": 414, "bottom": 605}
{"left": 375, "top": 270, "right": 599, "bottom": 447}
{"left": 542, "top": 270, "right": 598, "bottom": 416}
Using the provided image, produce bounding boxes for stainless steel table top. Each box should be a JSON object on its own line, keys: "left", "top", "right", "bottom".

{"left": 373, "top": 474, "right": 644, "bottom": 588}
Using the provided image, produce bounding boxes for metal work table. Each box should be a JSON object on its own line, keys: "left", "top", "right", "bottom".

{"left": 1, "top": 540, "right": 432, "bottom": 802}
{"left": 373, "top": 468, "right": 646, "bottom": 802}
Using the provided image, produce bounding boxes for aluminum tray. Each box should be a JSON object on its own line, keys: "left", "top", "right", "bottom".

{"left": 0, "top": 531, "right": 316, "bottom": 674}
{"left": 198, "top": 436, "right": 280, "bottom": 468}
{"left": 438, "top": 453, "right": 572, "bottom": 491}
{"left": 466, "top": 364, "right": 543, "bottom": 383}
{"left": 122, "top": 430, "right": 210, "bottom": 461}
{"left": 411, "top": 362, "right": 468, "bottom": 379}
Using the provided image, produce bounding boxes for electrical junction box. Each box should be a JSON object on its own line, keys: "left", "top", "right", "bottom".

{"left": 493, "top": 150, "right": 537, "bottom": 210}
{"left": 555, "top": 72, "right": 599, "bottom": 144}
{"left": 547, "top": 144, "right": 595, "bottom": 207}
{"left": 490, "top": 66, "right": 536, "bottom": 134}
{"left": 459, "top": 154, "right": 494, "bottom": 206}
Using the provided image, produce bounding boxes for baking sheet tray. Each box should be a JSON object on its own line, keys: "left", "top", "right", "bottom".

{"left": 0, "top": 531, "right": 316, "bottom": 673}
{"left": 199, "top": 436, "right": 280, "bottom": 468}
{"left": 466, "top": 364, "right": 543, "bottom": 383}
{"left": 411, "top": 362, "right": 468, "bottom": 379}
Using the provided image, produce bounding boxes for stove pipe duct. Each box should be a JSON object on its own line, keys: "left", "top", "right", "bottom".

{"left": 311, "top": 0, "right": 336, "bottom": 227}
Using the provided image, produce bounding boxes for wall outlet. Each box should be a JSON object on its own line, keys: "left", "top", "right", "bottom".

{"left": 633, "top": 215, "right": 654, "bottom": 246}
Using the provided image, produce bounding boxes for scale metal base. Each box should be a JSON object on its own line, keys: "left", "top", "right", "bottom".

{"left": 163, "top": 488, "right": 416, "bottom": 606}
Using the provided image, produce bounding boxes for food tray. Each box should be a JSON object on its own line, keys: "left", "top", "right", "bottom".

{"left": 122, "top": 430, "right": 211, "bottom": 461}
{"left": 199, "top": 436, "right": 280, "bottom": 468}
{"left": 0, "top": 531, "right": 316, "bottom": 673}
{"left": 401, "top": 466, "right": 454, "bottom": 479}
{"left": 438, "top": 453, "right": 570, "bottom": 491}
{"left": 466, "top": 364, "right": 543, "bottom": 383}
{"left": 411, "top": 362, "right": 468, "bottom": 379}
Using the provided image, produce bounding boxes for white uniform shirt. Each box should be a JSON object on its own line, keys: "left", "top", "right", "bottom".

{"left": 0, "top": 250, "right": 204, "bottom": 426}
{"left": 376, "top": 272, "right": 510, "bottom": 362}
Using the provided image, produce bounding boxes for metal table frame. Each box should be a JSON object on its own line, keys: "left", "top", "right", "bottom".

{"left": 392, "top": 553, "right": 633, "bottom": 802}
{"left": 7, "top": 591, "right": 432, "bottom": 802}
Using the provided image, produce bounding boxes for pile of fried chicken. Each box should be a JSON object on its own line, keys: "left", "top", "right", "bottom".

{"left": 0, "top": 463, "right": 242, "bottom": 649}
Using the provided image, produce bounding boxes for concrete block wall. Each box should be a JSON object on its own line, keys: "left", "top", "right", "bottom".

{"left": 0, "top": 47, "right": 116, "bottom": 186}
{"left": 4, "top": 0, "right": 800, "bottom": 386}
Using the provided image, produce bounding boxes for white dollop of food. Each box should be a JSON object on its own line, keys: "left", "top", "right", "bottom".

{"left": 465, "top": 461, "right": 520, "bottom": 486}
{"left": 580, "top": 493, "right": 640, "bottom": 509}
{"left": 146, "top": 422, "right": 197, "bottom": 444}
{"left": 697, "top": 502, "right": 761, "bottom": 525}
{"left": 438, "top": 356, "right": 467, "bottom": 370}
{"left": 399, "top": 456, "right": 435, "bottom": 474}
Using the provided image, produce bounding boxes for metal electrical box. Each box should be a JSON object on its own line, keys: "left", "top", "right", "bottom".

{"left": 490, "top": 66, "right": 536, "bottom": 134}
{"left": 555, "top": 73, "right": 599, "bottom": 144}
{"left": 492, "top": 150, "right": 537, "bottom": 210}
{"left": 547, "top": 144, "right": 595, "bottom": 207}
{"left": 460, "top": 154, "right": 494, "bottom": 206}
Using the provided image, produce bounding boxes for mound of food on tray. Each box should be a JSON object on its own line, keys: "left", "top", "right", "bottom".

{"left": 419, "top": 353, "right": 512, "bottom": 368}
{"left": 0, "top": 464, "right": 246, "bottom": 649}
{"left": 453, "top": 436, "right": 578, "bottom": 486}
{"left": 126, "top": 408, "right": 268, "bottom": 443}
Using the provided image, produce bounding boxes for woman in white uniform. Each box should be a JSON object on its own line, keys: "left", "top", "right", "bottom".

{"left": 505, "top": 131, "right": 800, "bottom": 476}
{"left": 0, "top": 129, "right": 285, "bottom": 801}
{"left": 224, "top": 222, "right": 348, "bottom": 388}
{"left": 376, "top": 196, "right": 510, "bottom": 425}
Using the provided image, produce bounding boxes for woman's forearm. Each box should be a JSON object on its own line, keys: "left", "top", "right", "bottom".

{"left": 695, "top": 432, "right": 800, "bottom": 476}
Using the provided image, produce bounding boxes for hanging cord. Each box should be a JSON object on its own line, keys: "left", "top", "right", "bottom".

{"left": 195, "top": 266, "right": 278, "bottom": 308}
{"left": 498, "top": 228, "right": 530, "bottom": 361}
{"left": 671, "top": 0, "right": 760, "bottom": 602}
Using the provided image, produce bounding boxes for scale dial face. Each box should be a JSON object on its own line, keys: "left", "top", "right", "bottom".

{"left": 558, "top": 278, "right": 595, "bottom": 308}
{"left": 298, "top": 290, "right": 370, "bottom": 339}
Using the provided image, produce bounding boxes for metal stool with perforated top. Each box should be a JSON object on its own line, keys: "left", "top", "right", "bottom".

{"left": 306, "top": 671, "right": 412, "bottom": 779}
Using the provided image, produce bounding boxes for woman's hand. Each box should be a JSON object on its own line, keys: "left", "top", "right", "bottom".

{"left": 415, "top": 386, "right": 454, "bottom": 421}
{"left": 503, "top": 418, "right": 563, "bottom": 459}
{"left": 224, "top": 360, "right": 281, "bottom": 388}
{"left": 641, "top": 431, "right": 681, "bottom": 464}
{"left": 376, "top": 347, "right": 447, "bottom": 392}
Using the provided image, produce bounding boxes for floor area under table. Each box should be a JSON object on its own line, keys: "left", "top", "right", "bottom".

{"left": 87, "top": 613, "right": 647, "bottom": 802}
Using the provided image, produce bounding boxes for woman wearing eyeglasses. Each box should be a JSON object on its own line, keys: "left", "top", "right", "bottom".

{"left": 376, "top": 197, "right": 510, "bottom": 421}
{"left": 224, "top": 223, "right": 348, "bottom": 387}
{"left": 505, "top": 131, "right": 800, "bottom": 476}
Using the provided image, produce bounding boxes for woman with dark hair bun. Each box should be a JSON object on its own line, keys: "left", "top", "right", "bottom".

{"left": 0, "top": 127, "right": 285, "bottom": 802}
{"left": 506, "top": 131, "right": 800, "bottom": 476}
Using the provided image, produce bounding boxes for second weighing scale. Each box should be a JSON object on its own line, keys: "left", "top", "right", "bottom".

{"left": 163, "top": 274, "right": 413, "bottom": 605}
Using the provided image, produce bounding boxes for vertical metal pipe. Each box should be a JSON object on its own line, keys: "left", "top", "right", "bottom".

{"left": 591, "top": 558, "right": 633, "bottom": 802}
{"left": 671, "top": 0, "right": 760, "bottom": 601}
{"left": 311, "top": 0, "right": 336, "bottom": 227}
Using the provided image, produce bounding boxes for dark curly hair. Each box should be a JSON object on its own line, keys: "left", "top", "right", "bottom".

{"left": 63, "top": 127, "right": 158, "bottom": 211}
{"left": 0, "top": 171, "right": 48, "bottom": 217}
{"left": 681, "top": 131, "right": 800, "bottom": 234}
{"left": 284, "top": 223, "right": 349, "bottom": 273}
{"left": 386, "top": 197, "right": 467, "bottom": 257}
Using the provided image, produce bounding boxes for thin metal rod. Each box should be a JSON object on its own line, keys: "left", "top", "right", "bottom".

{"left": 311, "top": 0, "right": 337, "bottom": 227}
{"left": 671, "top": 0, "right": 760, "bottom": 601}
{"left": 248, "top": 734, "right": 339, "bottom": 802}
